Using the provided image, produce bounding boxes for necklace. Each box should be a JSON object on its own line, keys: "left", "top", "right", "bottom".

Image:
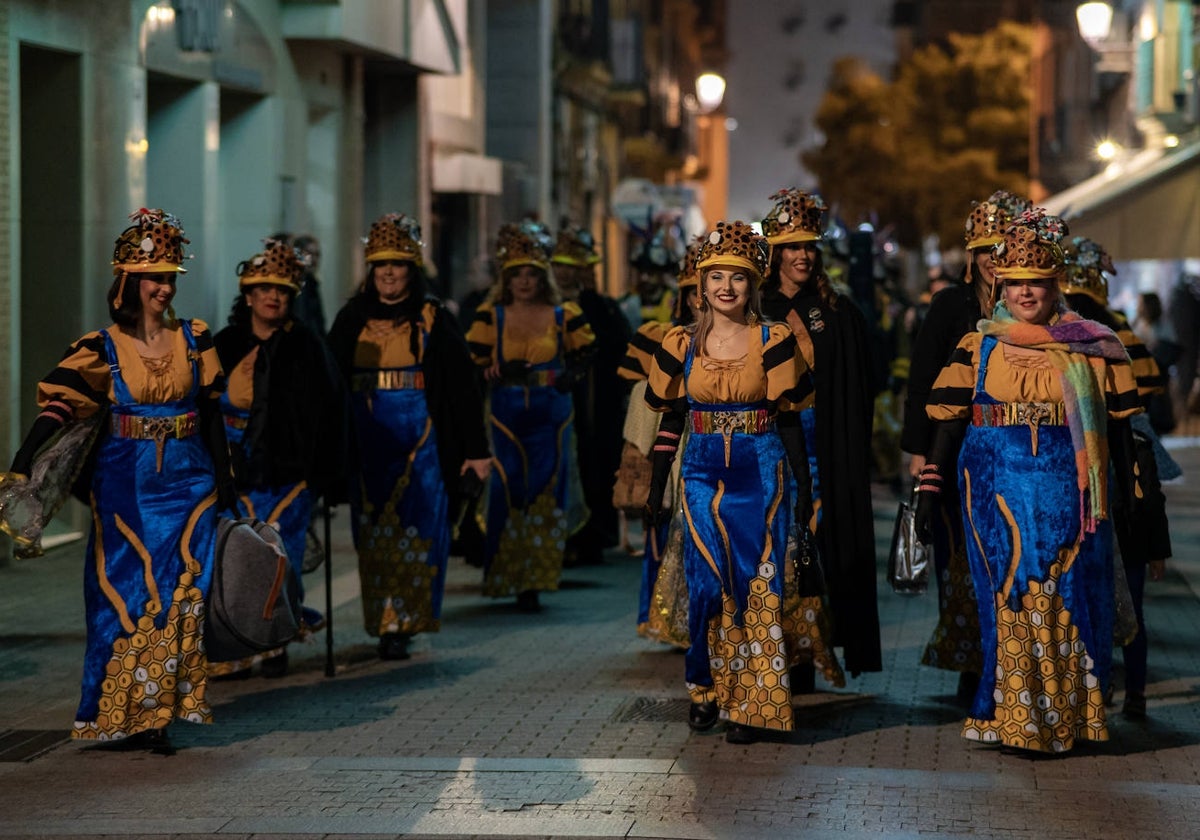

{"left": 711, "top": 324, "right": 748, "bottom": 349}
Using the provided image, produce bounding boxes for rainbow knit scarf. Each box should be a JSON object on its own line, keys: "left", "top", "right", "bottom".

{"left": 978, "top": 304, "right": 1129, "bottom": 539}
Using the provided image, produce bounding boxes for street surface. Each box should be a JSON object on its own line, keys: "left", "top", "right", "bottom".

{"left": 1, "top": 443, "right": 1199, "bottom": 839}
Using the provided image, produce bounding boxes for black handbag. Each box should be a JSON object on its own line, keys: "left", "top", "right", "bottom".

{"left": 887, "top": 487, "right": 931, "bottom": 595}
{"left": 792, "top": 523, "right": 826, "bottom": 598}
{"left": 206, "top": 517, "right": 301, "bottom": 663}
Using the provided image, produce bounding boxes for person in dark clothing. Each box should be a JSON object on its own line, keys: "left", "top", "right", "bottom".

{"left": 211, "top": 239, "right": 346, "bottom": 678}
{"left": 327, "top": 213, "right": 491, "bottom": 660}
{"left": 1062, "top": 235, "right": 1173, "bottom": 719}
{"left": 291, "top": 234, "right": 328, "bottom": 338}
{"left": 901, "top": 190, "right": 1030, "bottom": 700}
{"left": 760, "top": 188, "right": 881, "bottom": 678}
{"left": 552, "top": 223, "right": 632, "bottom": 564}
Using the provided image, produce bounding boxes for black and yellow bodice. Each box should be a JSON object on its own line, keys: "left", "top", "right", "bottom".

{"left": 619, "top": 320, "right": 670, "bottom": 383}
{"left": 466, "top": 301, "right": 594, "bottom": 367}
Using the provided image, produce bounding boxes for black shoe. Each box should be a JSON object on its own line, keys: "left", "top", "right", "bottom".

{"left": 1123, "top": 692, "right": 1147, "bottom": 719}
{"left": 516, "top": 590, "right": 541, "bottom": 613}
{"left": 724, "top": 723, "right": 757, "bottom": 745}
{"left": 790, "top": 662, "right": 816, "bottom": 695}
{"left": 688, "top": 701, "right": 719, "bottom": 731}
{"left": 378, "top": 633, "right": 411, "bottom": 661}
{"left": 260, "top": 651, "right": 288, "bottom": 679}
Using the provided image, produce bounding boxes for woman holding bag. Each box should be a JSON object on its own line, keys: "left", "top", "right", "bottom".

{"left": 1, "top": 209, "right": 231, "bottom": 751}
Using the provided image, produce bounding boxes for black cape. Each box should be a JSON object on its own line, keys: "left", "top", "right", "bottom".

{"left": 327, "top": 294, "right": 490, "bottom": 494}
{"left": 762, "top": 285, "right": 882, "bottom": 675}
{"left": 213, "top": 319, "right": 347, "bottom": 498}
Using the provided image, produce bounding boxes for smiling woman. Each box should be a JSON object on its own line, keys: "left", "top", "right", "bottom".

{"left": 917, "top": 209, "right": 1143, "bottom": 754}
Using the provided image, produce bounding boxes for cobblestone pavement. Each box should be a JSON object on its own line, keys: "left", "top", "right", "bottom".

{"left": 1, "top": 443, "right": 1199, "bottom": 839}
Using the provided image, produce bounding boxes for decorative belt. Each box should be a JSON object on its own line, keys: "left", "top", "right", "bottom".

{"left": 690, "top": 407, "right": 773, "bottom": 468}
{"left": 690, "top": 408, "right": 773, "bottom": 436}
{"left": 111, "top": 412, "right": 199, "bottom": 472}
{"left": 353, "top": 370, "right": 424, "bottom": 391}
{"left": 971, "top": 401, "right": 1067, "bottom": 456}
{"left": 223, "top": 415, "right": 248, "bottom": 431}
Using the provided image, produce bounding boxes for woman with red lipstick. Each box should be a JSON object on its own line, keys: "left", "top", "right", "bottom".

{"left": 760, "top": 189, "right": 880, "bottom": 684}
{"left": 211, "top": 239, "right": 345, "bottom": 678}
{"left": 645, "top": 221, "right": 816, "bottom": 745}
{"left": 916, "top": 210, "right": 1141, "bottom": 753}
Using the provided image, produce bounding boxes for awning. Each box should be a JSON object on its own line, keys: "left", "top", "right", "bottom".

{"left": 432, "top": 152, "right": 503, "bottom": 196}
{"left": 1042, "top": 140, "right": 1200, "bottom": 260}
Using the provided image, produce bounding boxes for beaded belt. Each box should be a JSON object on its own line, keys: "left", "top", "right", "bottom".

{"left": 690, "top": 408, "right": 773, "bottom": 435}
{"left": 111, "top": 412, "right": 199, "bottom": 472}
{"left": 224, "top": 415, "right": 248, "bottom": 431}
{"left": 971, "top": 401, "right": 1066, "bottom": 456}
{"left": 353, "top": 370, "right": 425, "bottom": 391}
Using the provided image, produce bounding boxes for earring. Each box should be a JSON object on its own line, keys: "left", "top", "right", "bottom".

{"left": 747, "top": 311, "right": 758, "bottom": 325}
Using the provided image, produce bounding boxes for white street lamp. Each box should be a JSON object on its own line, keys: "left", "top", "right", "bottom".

{"left": 1076, "top": 2, "right": 1114, "bottom": 46}
{"left": 695, "top": 72, "right": 726, "bottom": 113}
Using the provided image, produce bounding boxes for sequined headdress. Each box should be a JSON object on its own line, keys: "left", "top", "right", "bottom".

{"left": 237, "top": 239, "right": 304, "bottom": 292}
{"left": 364, "top": 213, "right": 424, "bottom": 266}
{"left": 761, "top": 188, "right": 826, "bottom": 246}
{"left": 695, "top": 221, "right": 770, "bottom": 284}
{"left": 110, "top": 208, "right": 190, "bottom": 309}
{"left": 1061, "top": 236, "right": 1115, "bottom": 304}
{"left": 991, "top": 209, "right": 1069, "bottom": 280}
{"left": 551, "top": 223, "right": 601, "bottom": 266}
{"left": 496, "top": 220, "right": 554, "bottom": 272}
{"left": 965, "top": 190, "right": 1032, "bottom": 252}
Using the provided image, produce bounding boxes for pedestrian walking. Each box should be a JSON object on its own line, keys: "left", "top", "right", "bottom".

{"left": 328, "top": 213, "right": 490, "bottom": 661}
{"left": 645, "top": 220, "right": 816, "bottom": 744}
{"left": 916, "top": 210, "right": 1141, "bottom": 753}
{"left": 760, "top": 189, "right": 881, "bottom": 681}
{"left": 552, "top": 223, "right": 631, "bottom": 565}
{"left": 901, "top": 190, "right": 1030, "bottom": 700}
{"left": 617, "top": 237, "right": 702, "bottom": 647}
{"left": 466, "top": 221, "right": 596, "bottom": 611}
{"left": 1061, "top": 236, "right": 1173, "bottom": 719}
{"left": 291, "top": 233, "right": 328, "bottom": 337}
{"left": 1, "top": 209, "right": 231, "bottom": 751}
{"left": 210, "top": 239, "right": 345, "bottom": 678}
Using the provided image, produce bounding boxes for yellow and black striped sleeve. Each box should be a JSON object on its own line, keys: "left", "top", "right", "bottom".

{"left": 561, "top": 301, "right": 596, "bottom": 352}
{"left": 1105, "top": 354, "right": 1142, "bottom": 420}
{"left": 645, "top": 325, "right": 690, "bottom": 414}
{"left": 35, "top": 330, "right": 112, "bottom": 422}
{"left": 763, "top": 323, "right": 814, "bottom": 412}
{"left": 926, "top": 332, "right": 980, "bottom": 422}
{"left": 465, "top": 303, "right": 497, "bottom": 367}
{"left": 190, "top": 319, "right": 226, "bottom": 402}
{"left": 1115, "top": 326, "right": 1166, "bottom": 400}
{"left": 619, "top": 321, "right": 668, "bottom": 382}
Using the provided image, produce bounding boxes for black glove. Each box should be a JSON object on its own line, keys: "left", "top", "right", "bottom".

{"left": 777, "top": 412, "right": 812, "bottom": 528}
{"left": 913, "top": 419, "right": 966, "bottom": 543}
{"left": 643, "top": 409, "right": 684, "bottom": 528}
{"left": 914, "top": 487, "right": 938, "bottom": 544}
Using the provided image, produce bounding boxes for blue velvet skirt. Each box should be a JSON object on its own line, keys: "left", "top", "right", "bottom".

{"left": 483, "top": 384, "right": 585, "bottom": 597}
{"left": 679, "top": 429, "right": 796, "bottom": 731}
{"left": 959, "top": 422, "right": 1113, "bottom": 752}
{"left": 75, "top": 413, "right": 217, "bottom": 740}
{"left": 350, "top": 383, "right": 449, "bottom": 636}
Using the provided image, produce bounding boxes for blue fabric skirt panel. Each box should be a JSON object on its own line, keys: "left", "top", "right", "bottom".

{"left": 483, "top": 382, "right": 580, "bottom": 595}
{"left": 680, "top": 430, "right": 790, "bottom": 689}
{"left": 958, "top": 422, "right": 1114, "bottom": 721}
{"left": 79, "top": 402, "right": 217, "bottom": 737}
{"left": 350, "top": 377, "right": 449, "bottom": 635}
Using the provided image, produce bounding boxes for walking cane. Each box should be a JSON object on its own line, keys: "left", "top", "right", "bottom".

{"left": 323, "top": 500, "right": 335, "bottom": 677}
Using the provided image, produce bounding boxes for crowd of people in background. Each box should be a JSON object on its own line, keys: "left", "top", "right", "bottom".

{"left": 1, "top": 183, "right": 1191, "bottom": 754}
